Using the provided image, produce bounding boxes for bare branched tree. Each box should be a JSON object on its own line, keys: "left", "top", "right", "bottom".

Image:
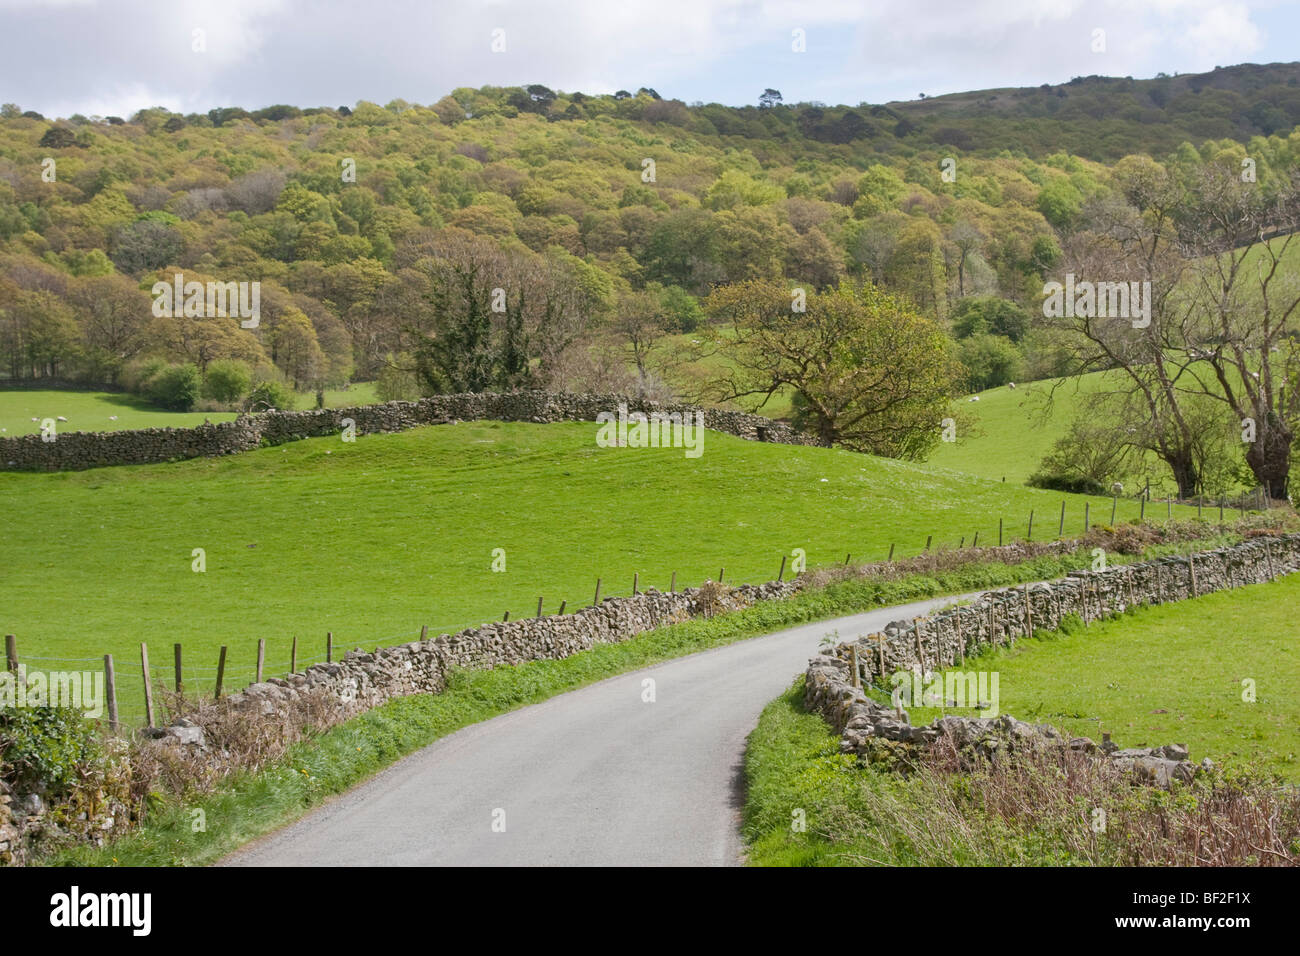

{"left": 1045, "top": 157, "right": 1300, "bottom": 500}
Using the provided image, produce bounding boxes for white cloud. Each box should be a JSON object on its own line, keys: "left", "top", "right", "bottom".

{"left": 0, "top": 0, "right": 1284, "bottom": 117}
{"left": 1178, "top": 2, "right": 1262, "bottom": 65}
{"left": 41, "top": 84, "right": 191, "bottom": 120}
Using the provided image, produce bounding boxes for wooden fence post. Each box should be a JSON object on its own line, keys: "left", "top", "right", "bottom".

{"left": 327, "top": 631, "right": 333, "bottom": 662}
{"left": 1110, "top": 496, "right": 1117, "bottom": 525}
{"left": 914, "top": 618, "right": 925, "bottom": 673}
{"left": 1059, "top": 500, "right": 1066, "bottom": 538}
{"left": 972, "top": 531, "right": 979, "bottom": 548}
{"left": 925, "top": 534, "right": 932, "bottom": 551}
{"left": 719, "top": 567, "right": 725, "bottom": 583}
{"left": 103, "top": 655, "right": 119, "bottom": 733}
{"left": 670, "top": 571, "right": 676, "bottom": 593}
{"left": 887, "top": 543, "right": 895, "bottom": 562}
{"left": 419, "top": 624, "right": 428, "bottom": 641}
{"left": 4, "top": 634, "right": 15, "bottom": 672}
{"left": 558, "top": 600, "right": 567, "bottom": 615}
{"left": 593, "top": 578, "right": 602, "bottom": 605}
{"left": 290, "top": 635, "right": 297, "bottom": 675}
{"left": 850, "top": 644, "right": 860, "bottom": 689}
{"left": 536, "top": 596, "right": 544, "bottom": 618}
{"left": 256, "top": 639, "right": 265, "bottom": 683}
{"left": 633, "top": 572, "right": 639, "bottom": 594}
{"left": 845, "top": 553, "right": 851, "bottom": 565}
{"left": 1140, "top": 497, "right": 1146, "bottom": 522}
{"left": 1084, "top": 502, "right": 1090, "bottom": 532}
{"left": 503, "top": 611, "right": 510, "bottom": 622}
{"left": 998, "top": 519, "right": 1003, "bottom": 547}
{"left": 215, "top": 645, "right": 227, "bottom": 700}
{"left": 140, "top": 643, "right": 155, "bottom": 727}
{"left": 876, "top": 634, "right": 885, "bottom": 681}
{"left": 777, "top": 555, "right": 786, "bottom": 582}
{"left": 173, "top": 642, "right": 183, "bottom": 696}
{"left": 1027, "top": 509, "right": 1034, "bottom": 541}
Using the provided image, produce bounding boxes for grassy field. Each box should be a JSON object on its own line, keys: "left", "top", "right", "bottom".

{"left": 0, "top": 383, "right": 380, "bottom": 436}
{"left": 743, "top": 576, "right": 1300, "bottom": 866}
{"left": 748, "top": 580, "right": 1300, "bottom": 868}
{"left": 0, "top": 390, "right": 238, "bottom": 435}
{"left": 926, "top": 378, "right": 1079, "bottom": 484}
{"left": 0, "top": 419, "right": 1209, "bottom": 720}
{"left": 903, "top": 575, "right": 1300, "bottom": 776}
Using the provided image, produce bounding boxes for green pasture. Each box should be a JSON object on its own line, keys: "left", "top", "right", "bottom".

{"left": 0, "top": 383, "right": 380, "bottom": 436}
{"left": 0, "top": 419, "right": 1207, "bottom": 721}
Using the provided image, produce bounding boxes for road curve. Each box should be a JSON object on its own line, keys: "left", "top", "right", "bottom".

{"left": 222, "top": 593, "right": 968, "bottom": 867}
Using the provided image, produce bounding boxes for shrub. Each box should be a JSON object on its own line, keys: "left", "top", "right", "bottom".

{"left": 956, "top": 333, "right": 1023, "bottom": 392}
{"left": 146, "top": 363, "right": 202, "bottom": 411}
{"left": 0, "top": 707, "right": 104, "bottom": 797}
{"left": 245, "top": 379, "right": 295, "bottom": 412}
{"left": 119, "top": 356, "right": 169, "bottom": 395}
{"left": 1027, "top": 470, "right": 1106, "bottom": 496}
{"left": 1028, "top": 416, "right": 1132, "bottom": 495}
{"left": 203, "top": 358, "right": 252, "bottom": 406}
{"left": 659, "top": 285, "right": 704, "bottom": 333}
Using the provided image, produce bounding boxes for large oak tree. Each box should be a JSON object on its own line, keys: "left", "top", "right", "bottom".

{"left": 702, "top": 279, "right": 963, "bottom": 458}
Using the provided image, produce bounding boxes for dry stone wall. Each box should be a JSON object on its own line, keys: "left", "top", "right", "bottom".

{"left": 0, "top": 391, "right": 824, "bottom": 471}
{"left": 223, "top": 579, "right": 797, "bottom": 720}
{"left": 804, "top": 534, "right": 1300, "bottom": 785}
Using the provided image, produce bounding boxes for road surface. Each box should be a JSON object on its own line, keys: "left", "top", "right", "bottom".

{"left": 223, "top": 592, "right": 968, "bottom": 867}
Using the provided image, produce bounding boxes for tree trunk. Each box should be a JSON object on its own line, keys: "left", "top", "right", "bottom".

{"left": 1165, "top": 454, "right": 1199, "bottom": 501}
{"left": 1245, "top": 419, "right": 1292, "bottom": 502}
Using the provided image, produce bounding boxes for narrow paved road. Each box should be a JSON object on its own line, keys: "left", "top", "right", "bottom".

{"left": 223, "top": 593, "right": 968, "bottom": 867}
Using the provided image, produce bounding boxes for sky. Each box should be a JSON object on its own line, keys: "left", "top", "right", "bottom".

{"left": 1, "top": 0, "right": 1299, "bottom": 119}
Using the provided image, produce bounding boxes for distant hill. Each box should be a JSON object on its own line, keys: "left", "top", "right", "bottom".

{"left": 881, "top": 62, "right": 1300, "bottom": 160}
